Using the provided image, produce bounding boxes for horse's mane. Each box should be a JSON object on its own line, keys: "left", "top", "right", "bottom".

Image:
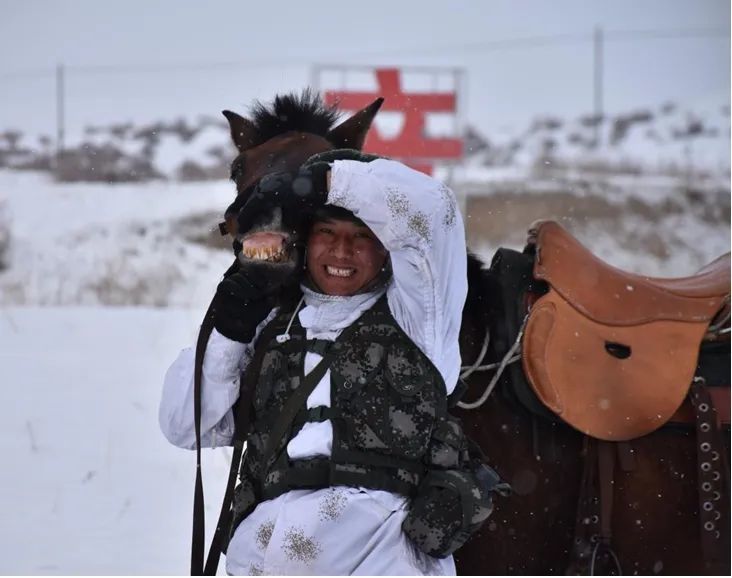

{"left": 247, "top": 89, "right": 340, "bottom": 147}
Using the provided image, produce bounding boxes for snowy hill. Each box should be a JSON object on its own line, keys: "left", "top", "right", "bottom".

{"left": 461, "top": 98, "right": 730, "bottom": 176}
{"left": 1, "top": 97, "right": 729, "bottom": 182}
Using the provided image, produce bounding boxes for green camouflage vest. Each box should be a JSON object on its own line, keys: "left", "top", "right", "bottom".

{"left": 230, "top": 295, "right": 447, "bottom": 535}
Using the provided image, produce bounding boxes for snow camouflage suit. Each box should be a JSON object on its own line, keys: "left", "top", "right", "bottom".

{"left": 229, "top": 295, "right": 501, "bottom": 558}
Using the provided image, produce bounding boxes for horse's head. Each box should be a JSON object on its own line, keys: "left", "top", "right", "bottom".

{"left": 220, "top": 90, "right": 382, "bottom": 285}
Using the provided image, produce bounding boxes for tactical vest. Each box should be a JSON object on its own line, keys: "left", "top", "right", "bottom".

{"left": 230, "top": 295, "right": 448, "bottom": 535}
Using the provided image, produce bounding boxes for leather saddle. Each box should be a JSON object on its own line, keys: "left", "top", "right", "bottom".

{"left": 521, "top": 220, "right": 730, "bottom": 441}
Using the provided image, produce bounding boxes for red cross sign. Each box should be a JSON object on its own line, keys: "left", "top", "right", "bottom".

{"left": 323, "top": 68, "right": 463, "bottom": 175}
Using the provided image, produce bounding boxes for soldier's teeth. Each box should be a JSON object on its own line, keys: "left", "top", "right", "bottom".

{"left": 326, "top": 266, "right": 355, "bottom": 277}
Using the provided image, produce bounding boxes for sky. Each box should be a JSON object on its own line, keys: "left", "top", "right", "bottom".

{"left": 0, "top": 0, "right": 729, "bottom": 142}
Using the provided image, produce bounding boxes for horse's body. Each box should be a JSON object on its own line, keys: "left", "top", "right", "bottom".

{"left": 452, "top": 246, "right": 730, "bottom": 575}
{"left": 454, "top": 400, "right": 712, "bottom": 574}
{"left": 456, "top": 385, "right": 585, "bottom": 574}
{"left": 205, "top": 91, "right": 730, "bottom": 575}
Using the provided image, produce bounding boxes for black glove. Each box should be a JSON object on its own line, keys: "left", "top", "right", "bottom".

{"left": 235, "top": 149, "right": 383, "bottom": 234}
{"left": 236, "top": 163, "right": 331, "bottom": 234}
{"left": 213, "top": 269, "right": 277, "bottom": 343}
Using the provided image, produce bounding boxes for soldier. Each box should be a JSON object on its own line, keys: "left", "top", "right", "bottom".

{"left": 159, "top": 154, "right": 503, "bottom": 575}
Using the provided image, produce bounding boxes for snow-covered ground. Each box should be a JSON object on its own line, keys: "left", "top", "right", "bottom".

{"left": 0, "top": 170, "right": 239, "bottom": 574}
{"left": 0, "top": 161, "right": 728, "bottom": 574}
{"left": 0, "top": 307, "right": 231, "bottom": 575}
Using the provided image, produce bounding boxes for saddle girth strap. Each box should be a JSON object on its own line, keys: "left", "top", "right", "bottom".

{"left": 597, "top": 441, "right": 615, "bottom": 546}
{"left": 689, "top": 379, "right": 730, "bottom": 574}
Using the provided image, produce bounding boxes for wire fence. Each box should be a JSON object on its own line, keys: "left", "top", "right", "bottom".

{"left": 0, "top": 26, "right": 728, "bottom": 156}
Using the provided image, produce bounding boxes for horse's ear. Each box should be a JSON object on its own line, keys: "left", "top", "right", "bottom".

{"left": 327, "top": 97, "right": 384, "bottom": 150}
{"left": 222, "top": 110, "right": 258, "bottom": 152}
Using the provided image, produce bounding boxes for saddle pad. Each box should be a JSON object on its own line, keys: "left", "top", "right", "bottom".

{"left": 522, "top": 289, "right": 707, "bottom": 441}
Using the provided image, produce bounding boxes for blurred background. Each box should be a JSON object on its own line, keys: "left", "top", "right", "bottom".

{"left": 0, "top": 0, "right": 729, "bottom": 574}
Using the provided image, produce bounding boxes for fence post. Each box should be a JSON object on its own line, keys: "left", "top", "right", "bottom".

{"left": 56, "top": 62, "right": 65, "bottom": 169}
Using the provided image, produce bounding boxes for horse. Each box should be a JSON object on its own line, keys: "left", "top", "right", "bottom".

{"left": 196, "top": 90, "right": 731, "bottom": 575}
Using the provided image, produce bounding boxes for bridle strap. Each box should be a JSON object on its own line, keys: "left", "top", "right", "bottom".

{"left": 200, "top": 318, "right": 284, "bottom": 576}
{"left": 191, "top": 296, "right": 217, "bottom": 576}
{"left": 191, "top": 260, "right": 238, "bottom": 576}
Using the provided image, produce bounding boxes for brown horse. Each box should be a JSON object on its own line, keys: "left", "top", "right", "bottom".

{"left": 200, "top": 90, "right": 730, "bottom": 575}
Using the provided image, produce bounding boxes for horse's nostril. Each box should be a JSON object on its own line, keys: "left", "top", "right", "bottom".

{"left": 605, "top": 342, "right": 632, "bottom": 359}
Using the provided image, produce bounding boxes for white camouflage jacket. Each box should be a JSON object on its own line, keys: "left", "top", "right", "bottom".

{"left": 159, "top": 159, "right": 467, "bottom": 575}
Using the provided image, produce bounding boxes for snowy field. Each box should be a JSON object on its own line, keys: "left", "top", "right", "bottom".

{"left": 0, "top": 170, "right": 233, "bottom": 308}
{"left": 0, "top": 307, "right": 232, "bottom": 575}
{"left": 0, "top": 166, "right": 729, "bottom": 574}
{"left": 0, "top": 171, "right": 238, "bottom": 574}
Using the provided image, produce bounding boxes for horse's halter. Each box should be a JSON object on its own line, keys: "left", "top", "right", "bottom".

{"left": 218, "top": 183, "right": 257, "bottom": 238}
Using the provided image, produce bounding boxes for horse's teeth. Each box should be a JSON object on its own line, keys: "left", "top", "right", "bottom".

{"left": 241, "top": 243, "right": 286, "bottom": 262}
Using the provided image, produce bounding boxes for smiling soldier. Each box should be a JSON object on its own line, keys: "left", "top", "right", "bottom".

{"left": 159, "top": 151, "right": 501, "bottom": 575}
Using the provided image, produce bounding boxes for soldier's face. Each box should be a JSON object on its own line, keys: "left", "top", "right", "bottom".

{"left": 306, "top": 218, "right": 388, "bottom": 296}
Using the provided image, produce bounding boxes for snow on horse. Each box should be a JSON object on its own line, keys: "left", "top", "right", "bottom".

{"left": 196, "top": 91, "right": 730, "bottom": 575}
